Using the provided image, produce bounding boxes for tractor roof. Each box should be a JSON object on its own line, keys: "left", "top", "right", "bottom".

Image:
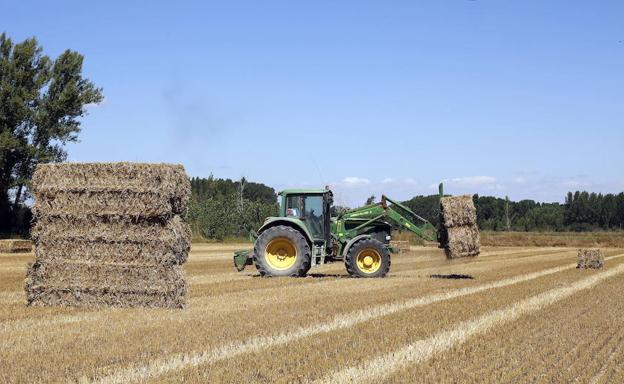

{"left": 279, "top": 189, "right": 328, "bottom": 196}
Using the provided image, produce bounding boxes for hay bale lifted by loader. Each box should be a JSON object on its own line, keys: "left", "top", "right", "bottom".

{"left": 439, "top": 195, "right": 481, "bottom": 259}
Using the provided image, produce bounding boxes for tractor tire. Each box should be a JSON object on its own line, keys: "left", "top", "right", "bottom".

{"left": 345, "top": 238, "right": 391, "bottom": 278}
{"left": 253, "top": 225, "right": 311, "bottom": 277}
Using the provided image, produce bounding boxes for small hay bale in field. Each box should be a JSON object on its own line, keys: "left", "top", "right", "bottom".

{"left": 439, "top": 195, "right": 477, "bottom": 228}
{"left": 444, "top": 225, "right": 481, "bottom": 259}
{"left": 0, "top": 239, "right": 33, "bottom": 254}
{"left": 25, "top": 162, "right": 191, "bottom": 309}
{"left": 577, "top": 249, "right": 604, "bottom": 269}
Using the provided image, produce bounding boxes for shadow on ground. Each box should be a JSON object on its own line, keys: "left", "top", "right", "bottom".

{"left": 429, "top": 273, "right": 474, "bottom": 280}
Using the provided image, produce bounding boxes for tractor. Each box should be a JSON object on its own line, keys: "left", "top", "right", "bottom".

{"left": 233, "top": 184, "right": 444, "bottom": 277}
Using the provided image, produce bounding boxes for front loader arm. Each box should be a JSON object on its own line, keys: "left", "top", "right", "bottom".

{"left": 381, "top": 196, "right": 438, "bottom": 242}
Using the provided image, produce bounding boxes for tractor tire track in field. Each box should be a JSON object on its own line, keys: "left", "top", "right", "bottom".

{"left": 314, "top": 262, "right": 624, "bottom": 384}
{"left": 84, "top": 253, "right": 624, "bottom": 384}
{"left": 589, "top": 333, "right": 624, "bottom": 384}
{"left": 2, "top": 249, "right": 574, "bottom": 332}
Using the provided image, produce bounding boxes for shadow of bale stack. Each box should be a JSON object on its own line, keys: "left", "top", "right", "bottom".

{"left": 577, "top": 249, "right": 604, "bottom": 269}
{"left": 0, "top": 240, "right": 33, "bottom": 254}
{"left": 25, "top": 163, "right": 191, "bottom": 308}
{"left": 439, "top": 195, "right": 481, "bottom": 259}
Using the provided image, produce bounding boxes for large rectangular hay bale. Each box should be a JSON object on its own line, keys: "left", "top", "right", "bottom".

{"left": 32, "top": 162, "right": 190, "bottom": 218}
{"left": 577, "top": 249, "right": 604, "bottom": 269}
{"left": 0, "top": 239, "right": 33, "bottom": 253}
{"left": 25, "top": 289, "right": 186, "bottom": 308}
{"left": 34, "top": 240, "right": 187, "bottom": 266}
{"left": 444, "top": 225, "right": 481, "bottom": 259}
{"left": 31, "top": 216, "right": 190, "bottom": 265}
{"left": 439, "top": 195, "right": 477, "bottom": 228}
{"left": 26, "top": 261, "right": 186, "bottom": 291}
{"left": 25, "top": 261, "right": 186, "bottom": 308}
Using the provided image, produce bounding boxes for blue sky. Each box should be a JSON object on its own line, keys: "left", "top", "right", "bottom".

{"left": 3, "top": 1, "right": 623, "bottom": 206}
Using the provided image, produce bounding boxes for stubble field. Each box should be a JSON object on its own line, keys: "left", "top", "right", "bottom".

{"left": 1, "top": 244, "right": 623, "bottom": 383}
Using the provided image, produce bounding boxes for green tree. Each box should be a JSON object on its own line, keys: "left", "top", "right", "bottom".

{"left": 0, "top": 33, "right": 103, "bottom": 235}
{"left": 365, "top": 195, "right": 376, "bottom": 205}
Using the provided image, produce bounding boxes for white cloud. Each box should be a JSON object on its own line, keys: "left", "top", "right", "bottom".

{"left": 513, "top": 177, "right": 526, "bottom": 184}
{"left": 381, "top": 178, "right": 395, "bottom": 184}
{"left": 342, "top": 176, "right": 371, "bottom": 186}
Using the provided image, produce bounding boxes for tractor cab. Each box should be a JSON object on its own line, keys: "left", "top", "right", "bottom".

{"left": 279, "top": 188, "right": 333, "bottom": 247}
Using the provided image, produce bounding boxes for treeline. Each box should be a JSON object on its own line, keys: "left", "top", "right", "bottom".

{"left": 402, "top": 191, "right": 624, "bottom": 232}
{"left": 186, "top": 176, "right": 278, "bottom": 241}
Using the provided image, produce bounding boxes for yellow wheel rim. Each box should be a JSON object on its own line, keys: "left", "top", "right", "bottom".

{"left": 356, "top": 248, "right": 382, "bottom": 274}
{"left": 265, "top": 237, "right": 298, "bottom": 270}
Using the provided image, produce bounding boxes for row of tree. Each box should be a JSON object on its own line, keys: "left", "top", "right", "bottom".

{"left": 187, "top": 176, "right": 279, "bottom": 241}
{"left": 402, "top": 191, "right": 624, "bottom": 232}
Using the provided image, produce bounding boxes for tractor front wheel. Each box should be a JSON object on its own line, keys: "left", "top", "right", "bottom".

{"left": 345, "top": 239, "right": 391, "bottom": 278}
{"left": 253, "top": 225, "right": 311, "bottom": 277}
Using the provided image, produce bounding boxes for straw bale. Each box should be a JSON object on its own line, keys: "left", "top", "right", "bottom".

{"left": 32, "top": 216, "right": 190, "bottom": 256}
{"left": 25, "top": 288, "right": 185, "bottom": 308}
{"left": 32, "top": 162, "right": 190, "bottom": 217}
{"left": 577, "top": 249, "right": 604, "bottom": 269}
{"left": 444, "top": 225, "right": 481, "bottom": 259}
{"left": 25, "top": 261, "right": 187, "bottom": 308}
{"left": 34, "top": 241, "right": 187, "bottom": 265}
{"left": 439, "top": 195, "right": 477, "bottom": 228}
{"left": 32, "top": 162, "right": 189, "bottom": 198}
{"left": 32, "top": 190, "right": 186, "bottom": 218}
{"left": 0, "top": 239, "right": 33, "bottom": 253}
{"left": 26, "top": 162, "right": 190, "bottom": 308}
{"left": 25, "top": 261, "right": 185, "bottom": 291}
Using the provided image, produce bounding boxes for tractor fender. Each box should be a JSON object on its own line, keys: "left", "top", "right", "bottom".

{"left": 257, "top": 217, "right": 314, "bottom": 246}
{"left": 341, "top": 234, "right": 373, "bottom": 258}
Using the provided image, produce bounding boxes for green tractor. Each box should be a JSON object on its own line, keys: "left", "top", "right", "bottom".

{"left": 233, "top": 185, "right": 444, "bottom": 278}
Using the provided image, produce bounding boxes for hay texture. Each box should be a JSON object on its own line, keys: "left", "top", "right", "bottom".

{"left": 25, "top": 162, "right": 191, "bottom": 309}
{"left": 577, "top": 249, "right": 604, "bottom": 269}
{"left": 0, "top": 239, "right": 33, "bottom": 254}
{"left": 32, "top": 162, "right": 190, "bottom": 218}
{"left": 439, "top": 195, "right": 481, "bottom": 259}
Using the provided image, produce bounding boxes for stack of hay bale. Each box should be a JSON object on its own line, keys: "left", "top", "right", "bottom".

{"left": 577, "top": 249, "right": 604, "bottom": 269}
{"left": 0, "top": 240, "right": 33, "bottom": 254}
{"left": 25, "top": 163, "right": 191, "bottom": 308}
{"left": 439, "top": 195, "right": 481, "bottom": 259}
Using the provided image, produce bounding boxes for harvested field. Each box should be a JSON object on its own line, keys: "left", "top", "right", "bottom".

{"left": 2, "top": 244, "right": 623, "bottom": 382}
{"left": 0, "top": 239, "right": 32, "bottom": 253}
{"left": 481, "top": 230, "right": 624, "bottom": 248}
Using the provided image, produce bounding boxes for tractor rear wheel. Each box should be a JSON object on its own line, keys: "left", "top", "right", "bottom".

{"left": 345, "top": 239, "right": 390, "bottom": 278}
{"left": 253, "top": 225, "right": 311, "bottom": 277}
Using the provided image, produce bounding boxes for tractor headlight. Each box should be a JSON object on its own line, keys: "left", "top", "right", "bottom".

{"left": 386, "top": 235, "right": 391, "bottom": 241}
